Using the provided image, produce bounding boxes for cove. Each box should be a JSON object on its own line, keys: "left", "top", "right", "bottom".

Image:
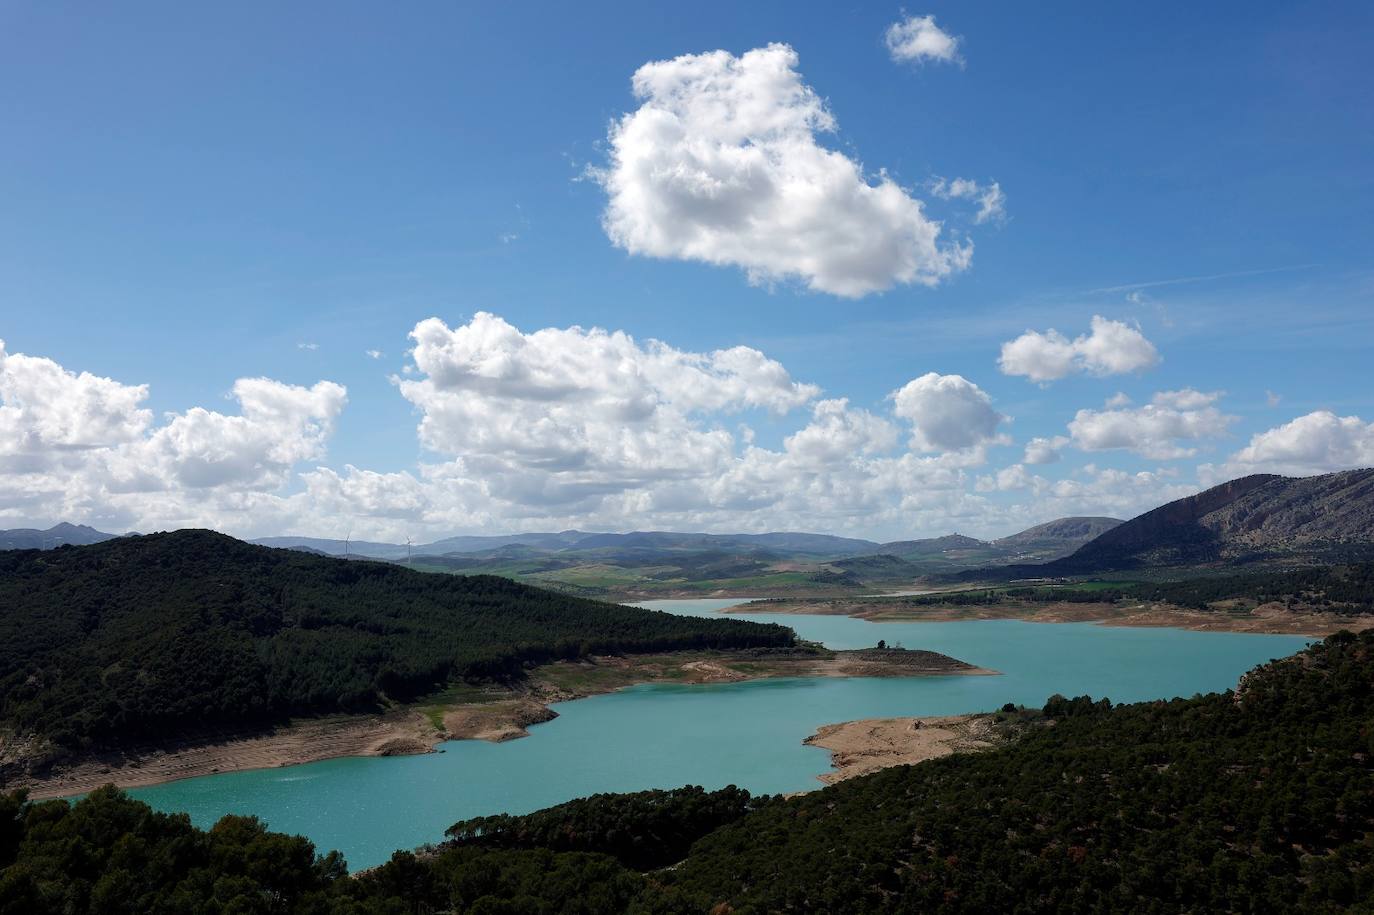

{"left": 126, "top": 600, "right": 1311, "bottom": 869}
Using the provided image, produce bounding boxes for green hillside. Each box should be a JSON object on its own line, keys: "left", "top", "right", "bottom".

{"left": 0, "top": 531, "right": 794, "bottom": 757}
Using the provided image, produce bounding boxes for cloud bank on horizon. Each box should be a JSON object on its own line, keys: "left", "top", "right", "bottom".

{"left": 0, "top": 318, "right": 1366, "bottom": 542}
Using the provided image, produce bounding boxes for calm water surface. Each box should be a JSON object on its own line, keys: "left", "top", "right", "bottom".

{"left": 128, "top": 599, "right": 1310, "bottom": 868}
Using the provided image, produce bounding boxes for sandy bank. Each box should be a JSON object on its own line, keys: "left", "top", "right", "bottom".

{"left": 805, "top": 714, "right": 1003, "bottom": 784}
{"left": 7, "top": 711, "right": 444, "bottom": 801}
{"left": 734, "top": 597, "right": 1370, "bottom": 637}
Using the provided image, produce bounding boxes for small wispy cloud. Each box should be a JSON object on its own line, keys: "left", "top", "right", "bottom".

{"left": 1266, "top": 390, "right": 1282, "bottom": 407}
{"left": 366, "top": 349, "right": 384, "bottom": 360}
{"left": 885, "top": 14, "right": 963, "bottom": 66}
{"left": 297, "top": 342, "right": 319, "bottom": 351}
{"left": 1086, "top": 264, "right": 1318, "bottom": 296}
{"left": 932, "top": 177, "right": 1006, "bottom": 225}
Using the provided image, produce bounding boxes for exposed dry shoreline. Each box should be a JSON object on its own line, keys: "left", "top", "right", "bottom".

{"left": 729, "top": 597, "right": 1372, "bottom": 637}
{"left": 5, "top": 648, "right": 992, "bottom": 800}
{"left": 805, "top": 714, "right": 1006, "bottom": 784}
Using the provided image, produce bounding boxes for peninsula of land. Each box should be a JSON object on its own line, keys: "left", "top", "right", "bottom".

{"left": 5, "top": 646, "right": 992, "bottom": 799}
{"left": 734, "top": 595, "right": 1374, "bottom": 636}
{"left": 805, "top": 713, "right": 1010, "bottom": 784}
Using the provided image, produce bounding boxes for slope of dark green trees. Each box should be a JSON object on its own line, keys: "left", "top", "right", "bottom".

{"left": 0, "top": 531, "right": 794, "bottom": 755}
{"left": 444, "top": 785, "right": 776, "bottom": 871}
{"left": 1126, "top": 561, "right": 1374, "bottom": 612}
{"left": 2, "top": 630, "right": 1370, "bottom": 913}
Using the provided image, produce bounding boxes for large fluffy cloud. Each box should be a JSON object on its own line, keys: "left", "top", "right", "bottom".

{"left": 0, "top": 338, "right": 347, "bottom": 532}
{"left": 1067, "top": 389, "right": 1233, "bottom": 460}
{"left": 891, "top": 372, "right": 1006, "bottom": 452}
{"left": 885, "top": 14, "right": 963, "bottom": 66}
{"left": 999, "top": 316, "right": 1160, "bottom": 383}
{"left": 396, "top": 312, "right": 818, "bottom": 500}
{"left": 593, "top": 43, "right": 973, "bottom": 298}
{"left": 137, "top": 378, "right": 346, "bottom": 491}
{"left": 1210, "top": 411, "right": 1374, "bottom": 477}
{"left": 389, "top": 316, "right": 1025, "bottom": 535}
{"left": 0, "top": 340, "right": 152, "bottom": 455}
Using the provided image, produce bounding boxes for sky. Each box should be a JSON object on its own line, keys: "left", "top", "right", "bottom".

{"left": 1, "top": 1, "right": 1372, "bottom": 542}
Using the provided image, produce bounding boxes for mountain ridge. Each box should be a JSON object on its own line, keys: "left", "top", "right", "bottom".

{"left": 0, "top": 522, "right": 125, "bottom": 550}
{"left": 1017, "top": 468, "right": 1374, "bottom": 575}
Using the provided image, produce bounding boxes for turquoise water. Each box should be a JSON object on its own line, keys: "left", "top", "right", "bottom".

{"left": 127, "top": 600, "right": 1310, "bottom": 869}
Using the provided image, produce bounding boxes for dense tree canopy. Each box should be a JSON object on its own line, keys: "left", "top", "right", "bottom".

{"left": 0, "top": 531, "right": 794, "bottom": 754}
{"left": 445, "top": 785, "right": 774, "bottom": 871}
{"left": 1, "top": 631, "right": 1370, "bottom": 912}
{"left": 1125, "top": 561, "right": 1374, "bottom": 612}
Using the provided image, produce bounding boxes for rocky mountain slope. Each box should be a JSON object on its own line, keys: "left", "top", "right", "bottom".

{"left": 992, "top": 516, "right": 1122, "bottom": 552}
{"left": 1050, "top": 468, "right": 1374, "bottom": 572}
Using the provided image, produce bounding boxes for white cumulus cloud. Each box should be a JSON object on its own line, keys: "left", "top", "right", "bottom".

{"left": 999, "top": 316, "right": 1160, "bottom": 383}
{"left": 136, "top": 378, "right": 346, "bottom": 490}
{"left": 891, "top": 372, "right": 1006, "bottom": 452}
{"left": 593, "top": 43, "right": 972, "bottom": 298}
{"left": 0, "top": 340, "right": 152, "bottom": 453}
{"left": 396, "top": 312, "right": 820, "bottom": 502}
{"left": 1067, "top": 389, "right": 1233, "bottom": 460}
{"left": 1215, "top": 410, "right": 1374, "bottom": 477}
{"left": 0, "top": 338, "right": 347, "bottom": 533}
{"left": 1023, "top": 435, "right": 1069, "bottom": 465}
{"left": 885, "top": 14, "right": 963, "bottom": 66}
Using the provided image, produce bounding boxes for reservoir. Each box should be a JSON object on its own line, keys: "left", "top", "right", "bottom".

{"left": 127, "top": 599, "right": 1311, "bottom": 869}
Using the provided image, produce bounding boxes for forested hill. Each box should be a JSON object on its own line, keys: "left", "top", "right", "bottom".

{"left": 0, "top": 530, "right": 793, "bottom": 755}
{"left": 2, "top": 631, "right": 1369, "bottom": 912}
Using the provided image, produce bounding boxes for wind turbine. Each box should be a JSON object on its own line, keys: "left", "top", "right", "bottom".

{"left": 405, "top": 535, "right": 413, "bottom": 567}
{"left": 344, "top": 529, "right": 352, "bottom": 560}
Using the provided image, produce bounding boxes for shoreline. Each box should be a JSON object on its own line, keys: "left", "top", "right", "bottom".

{"left": 725, "top": 597, "right": 1369, "bottom": 637}
{"left": 5, "top": 647, "right": 991, "bottom": 800}
{"left": 804, "top": 712, "right": 1023, "bottom": 784}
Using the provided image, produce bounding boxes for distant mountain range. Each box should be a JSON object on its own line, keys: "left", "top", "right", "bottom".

{"left": 250, "top": 530, "right": 883, "bottom": 561}
{"left": 251, "top": 521, "right": 1121, "bottom": 564}
{"left": 0, "top": 522, "right": 126, "bottom": 551}
{"left": 12, "top": 468, "right": 1374, "bottom": 586}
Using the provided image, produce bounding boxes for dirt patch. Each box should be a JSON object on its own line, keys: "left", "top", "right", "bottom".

{"left": 804, "top": 714, "right": 1003, "bottom": 785}
{"left": 442, "top": 700, "right": 558, "bottom": 742}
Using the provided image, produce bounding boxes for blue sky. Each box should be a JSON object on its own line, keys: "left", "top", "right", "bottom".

{"left": 1, "top": 1, "right": 1371, "bottom": 540}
